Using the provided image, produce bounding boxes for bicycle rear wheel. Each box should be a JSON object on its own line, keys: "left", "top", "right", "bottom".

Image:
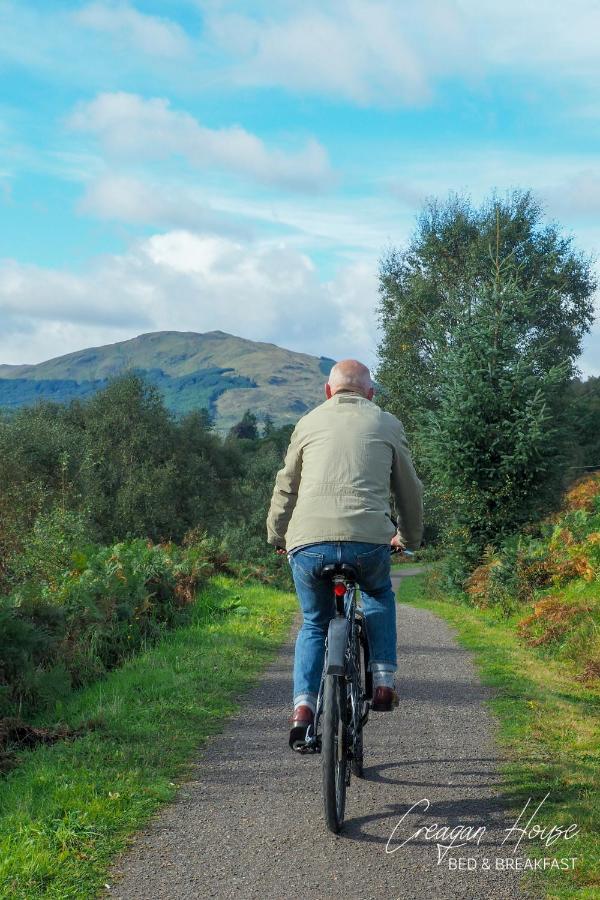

{"left": 322, "top": 672, "right": 347, "bottom": 833}
{"left": 351, "top": 626, "right": 365, "bottom": 778}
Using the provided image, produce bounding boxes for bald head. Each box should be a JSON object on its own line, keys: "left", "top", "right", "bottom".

{"left": 326, "top": 359, "right": 374, "bottom": 400}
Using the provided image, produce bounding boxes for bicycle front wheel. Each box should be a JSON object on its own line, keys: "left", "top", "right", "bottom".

{"left": 322, "top": 673, "right": 347, "bottom": 833}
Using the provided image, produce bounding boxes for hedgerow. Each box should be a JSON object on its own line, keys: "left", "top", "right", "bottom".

{"left": 0, "top": 515, "right": 230, "bottom": 721}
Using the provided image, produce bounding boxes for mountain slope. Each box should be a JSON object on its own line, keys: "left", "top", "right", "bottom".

{"left": 0, "top": 331, "right": 336, "bottom": 431}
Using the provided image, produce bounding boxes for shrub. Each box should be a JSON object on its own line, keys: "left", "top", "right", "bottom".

{"left": 461, "top": 474, "right": 600, "bottom": 680}
{"left": 517, "top": 581, "right": 600, "bottom": 678}
{"left": 466, "top": 475, "right": 600, "bottom": 604}
{"left": 0, "top": 532, "right": 227, "bottom": 720}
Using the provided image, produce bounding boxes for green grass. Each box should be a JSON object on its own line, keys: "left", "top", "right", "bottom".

{"left": 399, "top": 574, "right": 599, "bottom": 899}
{"left": 0, "top": 577, "right": 296, "bottom": 899}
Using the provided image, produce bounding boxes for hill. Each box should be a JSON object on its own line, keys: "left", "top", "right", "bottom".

{"left": 0, "top": 331, "right": 336, "bottom": 431}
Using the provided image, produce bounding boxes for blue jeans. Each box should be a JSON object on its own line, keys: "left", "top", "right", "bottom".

{"left": 288, "top": 541, "right": 397, "bottom": 709}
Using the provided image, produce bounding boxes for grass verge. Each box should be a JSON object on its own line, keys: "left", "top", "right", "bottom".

{"left": 399, "top": 574, "right": 599, "bottom": 900}
{"left": 0, "top": 577, "right": 296, "bottom": 899}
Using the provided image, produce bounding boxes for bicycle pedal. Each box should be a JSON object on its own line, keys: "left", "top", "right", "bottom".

{"left": 292, "top": 738, "right": 320, "bottom": 754}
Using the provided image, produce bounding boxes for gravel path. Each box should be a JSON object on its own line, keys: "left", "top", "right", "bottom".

{"left": 106, "top": 571, "right": 536, "bottom": 900}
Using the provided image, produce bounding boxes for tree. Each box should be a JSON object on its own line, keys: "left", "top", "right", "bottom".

{"left": 377, "top": 191, "right": 596, "bottom": 580}
{"left": 173, "top": 410, "right": 243, "bottom": 534}
{"left": 422, "top": 258, "right": 572, "bottom": 576}
{"left": 261, "top": 413, "right": 275, "bottom": 438}
{"left": 377, "top": 191, "right": 595, "bottom": 439}
{"left": 78, "top": 373, "right": 179, "bottom": 541}
{"left": 228, "top": 409, "right": 259, "bottom": 441}
{"left": 567, "top": 376, "right": 600, "bottom": 471}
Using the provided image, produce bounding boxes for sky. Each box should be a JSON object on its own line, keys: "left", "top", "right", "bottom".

{"left": 1, "top": 0, "right": 599, "bottom": 375}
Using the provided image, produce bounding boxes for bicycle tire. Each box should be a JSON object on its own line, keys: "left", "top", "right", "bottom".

{"left": 351, "top": 627, "right": 365, "bottom": 778}
{"left": 322, "top": 672, "right": 347, "bottom": 833}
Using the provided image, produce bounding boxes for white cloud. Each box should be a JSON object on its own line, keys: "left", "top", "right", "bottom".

{"left": 328, "top": 260, "right": 380, "bottom": 369}
{"left": 0, "top": 232, "right": 379, "bottom": 366}
{"left": 0, "top": 259, "right": 152, "bottom": 328}
{"left": 68, "top": 92, "right": 333, "bottom": 191}
{"left": 204, "top": 0, "right": 473, "bottom": 105}
{"left": 199, "top": 0, "right": 600, "bottom": 106}
{"left": 78, "top": 172, "right": 251, "bottom": 236}
{"left": 74, "top": 2, "right": 191, "bottom": 58}
{"left": 467, "top": 0, "right": 600, "bottom": 76}
{"left": 2, "top": 0, "right": 600, "bottom": 112}
{"left": 75, "top": 168, "right": 416, "bottom": 265}
{"left": 0, "top": 2, "right": 194, "bottom": 93}
{"left": 1, "top": 227, "right": 595, "bottom": 377}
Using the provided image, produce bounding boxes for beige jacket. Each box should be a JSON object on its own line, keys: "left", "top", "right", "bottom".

{"left": 266, "top": 391, "right": 423, "bottom": 552}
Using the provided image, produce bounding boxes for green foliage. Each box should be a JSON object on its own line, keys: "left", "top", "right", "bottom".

{"left": 377, "top": 191, "right": 597, "bottom": 579}
{"left": 0, "top": 530, "right": 227, "bottom": 719}
{"left": 0, "top": 404, "right": 82, "bottom": 587}
{"left": 9, "top": 507, "right": 93, "bottom": 589}
{"left": 0, "top": 374, "right": 245, "bottom": 556}
{"left": 422, "top": 262, "right": 573, "bottom": 574}
{"left": 220, "top": 421, "right": 294, "bottom": 588}
{"left": 228, "top": 408, "right": 259, "bottom": 440}
{"left": 377, "top": 190, "right": 595, "bottom": 435}
{"left": 461, "top": 475, "right": 600, "bottom": 679}
{"left": 77, "top": 374, "right": 182, "bottom": 541}
{"left": 0, "top": 375, "right": 295, "bottom": 722}
{"left": 261, "top": 413, "right": 275, "bottom": 437}
{"left": 567, "top": 375, "right": 600, "bottom": 470}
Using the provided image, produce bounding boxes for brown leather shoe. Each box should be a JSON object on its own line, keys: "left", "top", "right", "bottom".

{"left": 371, "top": 686, "right": 399, "bottom": 712}
{"left": 288, "top": 705, "right": 314, "bottom": 749}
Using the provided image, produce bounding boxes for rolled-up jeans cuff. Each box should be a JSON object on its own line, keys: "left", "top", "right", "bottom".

{"left": 370, "top": 661, "right": 397, "bottom": 673}
{"left": 370, "top": 661, "right": 396, "bottom": 690}
{"left": 293, "top": 692, "right": 317, "bottom": 713}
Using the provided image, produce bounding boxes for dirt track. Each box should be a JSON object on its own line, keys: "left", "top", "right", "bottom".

{"left": 107, "top": 572, "right": 536, "bottom": 900}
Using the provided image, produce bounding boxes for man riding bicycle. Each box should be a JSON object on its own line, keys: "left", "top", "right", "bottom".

{"left": 266, "top": 359, "right": 424, "bottom": 748}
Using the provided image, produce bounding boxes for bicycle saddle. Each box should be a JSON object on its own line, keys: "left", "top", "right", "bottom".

{"left": 320, "top": 562, "right": 359, "bottom": 583}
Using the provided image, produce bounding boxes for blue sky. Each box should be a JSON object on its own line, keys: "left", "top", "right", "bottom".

{"left": 1, "top": 0, "right": 599, "bottom": 373}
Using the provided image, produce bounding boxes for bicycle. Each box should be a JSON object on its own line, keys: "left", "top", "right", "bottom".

{"left": 290, "top": 559, "right": 370, "bottom": 833}
{"left": 290, "top": 546, "right": 412, "bottom": 833}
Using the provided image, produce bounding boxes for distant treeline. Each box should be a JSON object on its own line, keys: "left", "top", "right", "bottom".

{"left": 0, "top": 372, "right": 290, "bottom": 574}
{"left": 0, "top": 373, "right": 293, "bottom": 721}
{"left": 568, "top": 375, "right": 600, "bottom": 472}
{"left": 0, "top": 365, "right": 255, "bottom": 419}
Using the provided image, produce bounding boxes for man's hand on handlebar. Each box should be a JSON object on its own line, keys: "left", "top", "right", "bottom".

{"left": 274, "top": 546, "right": 287, "bottom": 556}
{"left": 391, "top": 534, "right": 415, "bottom": 556}
{"left": 390, "top": 534, "right": 406, "bottom": 553}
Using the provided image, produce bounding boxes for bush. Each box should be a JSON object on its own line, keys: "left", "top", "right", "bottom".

{"left": 461, "top": 474, "right": 600, "bottom": 680}
{"left": 0, "top": 375, "right": 296, "bottom": 722}
{"left": 517, "top": 581, "right": 600, "bottom": 678}
{"left": 0, "top": 531, "right": 227, "bottom": 719}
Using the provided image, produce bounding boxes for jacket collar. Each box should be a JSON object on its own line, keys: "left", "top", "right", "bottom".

{"left": 330, "top": 390, "right": 367, "bottom": 401}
